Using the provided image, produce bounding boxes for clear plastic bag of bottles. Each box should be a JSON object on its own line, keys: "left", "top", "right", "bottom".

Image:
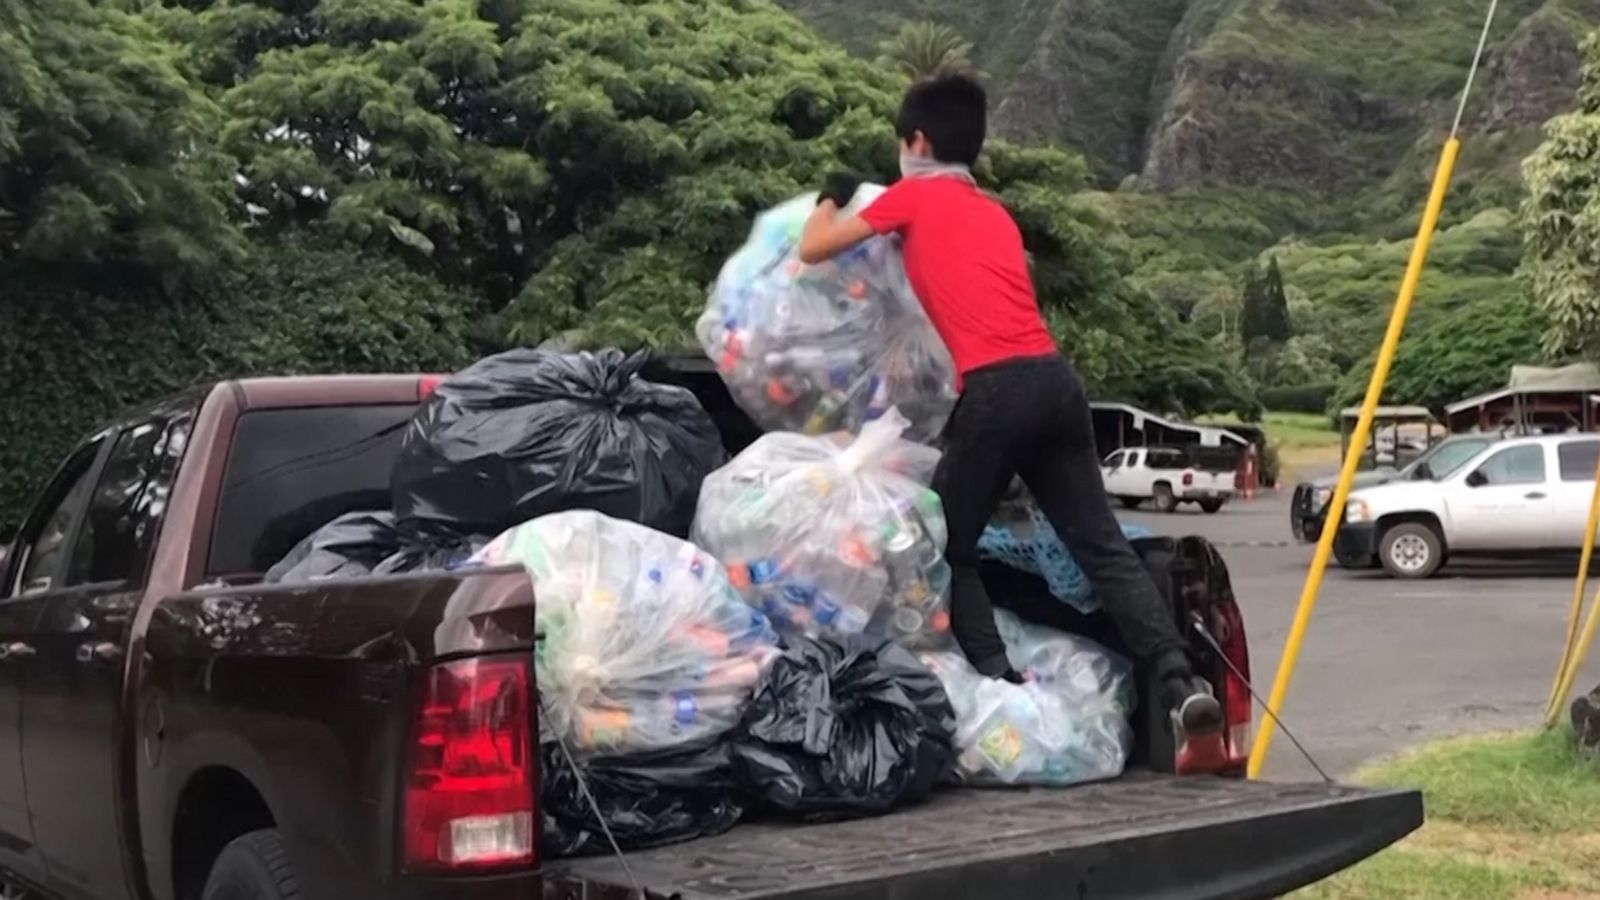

{"left": 472, "top": 510, "right": 781, "bottom": 756}
{"left": 918, "top": 610, "right": 1135, "bottom": 786}
{"left": 692, "top": 409, "right": 952, "bottom": 648}
{"left": 978, "top": 483, "right": 1152, "bottom": 614}
{"left": 698, "top": 186, "right": 957, "bottom": 442}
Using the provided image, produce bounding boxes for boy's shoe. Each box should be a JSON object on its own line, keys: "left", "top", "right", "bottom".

{"left": 1162, "top": 675, "right": 1227, "bottom": 776}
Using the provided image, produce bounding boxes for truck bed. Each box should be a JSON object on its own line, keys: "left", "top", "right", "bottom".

{"left": 548, "top": 774, "right": 1422, "bottom": 900}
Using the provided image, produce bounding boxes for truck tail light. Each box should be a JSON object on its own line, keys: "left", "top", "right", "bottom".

{"left": 1182, "top": 470, "right": 1195, "bottom": 487}
{"left": 404, "top": 656, "right": 537, "bottom": 872}
{"left": 418, "top": 376, "right": 443, "bottom": 400}
{"left": 1214, "top": 600, "right": 1253, "bottom": 767}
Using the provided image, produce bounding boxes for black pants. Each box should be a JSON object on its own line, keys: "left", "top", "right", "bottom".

{"left": 933, "top": 353, "right": 1192, "bottom": 679}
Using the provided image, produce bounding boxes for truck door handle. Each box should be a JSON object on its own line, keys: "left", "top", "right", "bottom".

{"left": 76, "top": 642, "right": 122, "bottom": 665}
{"left": 0, "top": 642, "right": 35, "bottom": 661}
{"left": 1525, "top": 491, "right": 1547, "bottom": 499}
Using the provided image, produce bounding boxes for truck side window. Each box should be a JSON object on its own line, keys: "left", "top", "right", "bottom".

{"left": 1472, "top": 446, "right": 1546, "bottom": 486}
{"left": 7, "top": 441, "right": 104, "bottom": 598}
{"left": 1558, "top": 440, "right": 1600, "bottom": 483}
{"left": 64, "top": 417, "right": 186, "bottom": 589}
{"left": 1104, "top": 451, "right": 1125, "bottom": 469}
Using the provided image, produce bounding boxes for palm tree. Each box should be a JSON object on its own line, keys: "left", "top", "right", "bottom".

{"left": 876, "top": 21, "right": 976, "bottom": 81}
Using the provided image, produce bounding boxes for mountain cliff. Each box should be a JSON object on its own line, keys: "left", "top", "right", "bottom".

{"left": 781, "top": 0, "right": 1600, "bottom": 204}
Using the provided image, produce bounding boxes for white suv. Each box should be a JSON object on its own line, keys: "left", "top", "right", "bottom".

{"left": 1337, "top": 434, "right": 1600, "bottom": 578}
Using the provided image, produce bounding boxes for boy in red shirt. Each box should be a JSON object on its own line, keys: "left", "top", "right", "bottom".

{"left": 799, "top": 72, "right": 1224, "bottom": 763}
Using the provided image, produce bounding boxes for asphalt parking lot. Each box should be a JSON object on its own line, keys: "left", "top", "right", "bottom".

{"left": 1122, "top": 488, "right": 1600, "bottom": 781}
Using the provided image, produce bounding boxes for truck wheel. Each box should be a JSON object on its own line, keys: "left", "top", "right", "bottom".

{"left": 203, "top": 830, "right": 300, "bottom": 900}
{"left": 1119, "top": 497, "right": 1142, "bottom": 510}
{"left": 1379, "top": 523, "right": 1444, "bottom": 580}
{"left": 1198, "top": 499, "right": 1224, "bottom": 514}
{"left": 1152, "top": 484, "right": 1178, "bottom": 514}
{"left": 1334, "top": 545, "right": 1377, "bottom": 570}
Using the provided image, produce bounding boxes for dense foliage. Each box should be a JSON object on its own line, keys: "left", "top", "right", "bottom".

{"left": 0, "top": 0, "right": 241, "bottom": 274}
{"left": 0, "top": 241, "right": 477, "bottom": 529}
{"left": 1330, "top": 290, "right": 1547, "bottom": 413}
{"left": 0, "top": 0, "right": 1270, "bottom": 529}
{"left": 1525, "top": 32, "right": 1600, "bottom": 359}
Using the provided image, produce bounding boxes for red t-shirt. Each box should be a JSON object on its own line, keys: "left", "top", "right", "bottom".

{"left": 859, "top": 176, "right": 1057, "bottom": 384}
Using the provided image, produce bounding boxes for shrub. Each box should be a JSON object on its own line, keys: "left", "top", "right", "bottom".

{"left": 0, "top": 240, "right": 479, "bottom": 529}
{"left": 1260, "top": 382, "right": 1337, "bottom": 414}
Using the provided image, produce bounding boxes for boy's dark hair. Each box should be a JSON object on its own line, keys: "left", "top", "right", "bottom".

{"left": 895, "top": 72, "right": 988, "bottom": 167}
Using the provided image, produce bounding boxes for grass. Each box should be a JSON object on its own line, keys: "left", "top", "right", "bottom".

{"left": 1298, "top": 729, "right": 1600, "bottom": 900}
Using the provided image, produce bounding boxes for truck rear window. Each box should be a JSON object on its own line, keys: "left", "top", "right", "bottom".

{"left": 1188, "top": 447, "right": 1240, "bottom": 472}
{"left": 208, "top": 405, "right": 416, "bottom": 576}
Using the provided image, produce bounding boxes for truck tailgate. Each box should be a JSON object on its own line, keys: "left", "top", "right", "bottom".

{"left": 547, "top": 773, "right": 1421, "bottom": 900}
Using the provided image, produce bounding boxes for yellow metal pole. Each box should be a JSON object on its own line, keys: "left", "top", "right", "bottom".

{"left": 1247, "top": 138, "right": 1462, "bottom": 779}
{"left": 1550, "top": 580, "right": 1600, "bottom": 725}
{"left": 1544, "top": 452, "right": 1600, "bottom": 724}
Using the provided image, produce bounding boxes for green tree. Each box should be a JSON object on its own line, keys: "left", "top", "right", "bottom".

{"left": 1241, "top": 256, "right": 1292, "bottom": 344}
{"left": 875, "top": 21, "right": 976, "bottom": 81}
{"left": 0, "top": 0, "right": 241, "bottom": 275}
{"left": 151, "top": 0, "right": 1255, "bottom": 415}
{"left": 1524, "top": 32, "right": 1600, "bottom": 359}
{"left": 1332, "top": 291, "right": 1547, "bottom": 412}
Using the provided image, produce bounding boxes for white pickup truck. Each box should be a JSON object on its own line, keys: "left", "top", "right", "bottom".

{"left": 1102, "top": 445, "right": 1237, "bottom": 514}
{"left": 1337, "top": 433, "right": 1600, "bottom": 578}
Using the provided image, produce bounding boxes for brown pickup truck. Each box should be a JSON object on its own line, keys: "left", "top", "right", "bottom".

{"left": 0, "top": 360, "right": 1422, "bottom": 900}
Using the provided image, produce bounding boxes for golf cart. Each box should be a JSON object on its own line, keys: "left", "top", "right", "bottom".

{"left": 1340, "top": 405, "right": 1444, "bottom": 471}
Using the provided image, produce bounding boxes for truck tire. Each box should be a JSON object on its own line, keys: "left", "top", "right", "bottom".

{"left": 1198, "top": 499, "right": 1224, "bottom": 514}
{"left": 203, "top": 830, "right": 301, "bottom": 900}
{"left": 1379, "top": 522, "right": 1444, "bottom": 580}
{"left": 1152, "top": 483, "right": 1178, "bottom": 514}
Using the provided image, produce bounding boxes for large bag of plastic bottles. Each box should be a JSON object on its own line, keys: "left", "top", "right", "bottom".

{"left": 918, "top": 610, "right": 1135, "bottom": 786}
{"left": 471, "top": 510, "right": 780, "bottom": 756}
{"left": 692, "top": 409, "right": 952, "bottom": 648}
{"left": 733, "top": 635, "right": 956, "bottom": 819}
{"left": 698, "top": 186, "right": 957, "bottom": 442}
{"left": 978, "top": 483, "right": 1152, "bottom": 614}
{"left": 392, "top": 348, "right": 724, "bottom": 542}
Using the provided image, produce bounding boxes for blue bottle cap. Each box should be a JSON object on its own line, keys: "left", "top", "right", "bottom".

{"left": 748, "top": 558, "right": 781, "bottom": 584}
{"left": 672, "top": 691, "right": 698, "bottom": 726}
{"left": 782, "top": 583, "right": 816, "bottom": 607}
{"left": 814, "top": 595, "right": 841, "bottom": 626}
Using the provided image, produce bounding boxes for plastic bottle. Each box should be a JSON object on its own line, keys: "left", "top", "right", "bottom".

{"left": 627, "top": 691, "right": 747, "bottom": 748}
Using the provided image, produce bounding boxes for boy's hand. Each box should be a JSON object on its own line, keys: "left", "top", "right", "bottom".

{"left": 817, "top": 172, "right": 862, "bottom": 209}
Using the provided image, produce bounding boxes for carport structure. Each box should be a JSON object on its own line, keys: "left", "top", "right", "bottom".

{"left": 1088, "top": 401, "right": 1249, "bottom": 460}
{"left": 1445, "top": 363, "right": 1600, "bottom": 435}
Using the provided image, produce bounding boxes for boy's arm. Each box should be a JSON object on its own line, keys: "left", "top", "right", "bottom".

{"left": 798, "top": 202, "right": 875, "bottom": 264}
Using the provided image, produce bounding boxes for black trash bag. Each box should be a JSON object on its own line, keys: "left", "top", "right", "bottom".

{"left": 540, "top": 739, "right": 744, "bottom": 858}
{"left": 265, "top": 511, "right": 402, "bottom": 583}
{"left": 372, "top": 532, "right": 488, "bottom": 575}
{"left": 392, "top": 348, "right": 725, "bottom": 540}
{"left": 732, "top": 635, "right": 956, "bottom": 820}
